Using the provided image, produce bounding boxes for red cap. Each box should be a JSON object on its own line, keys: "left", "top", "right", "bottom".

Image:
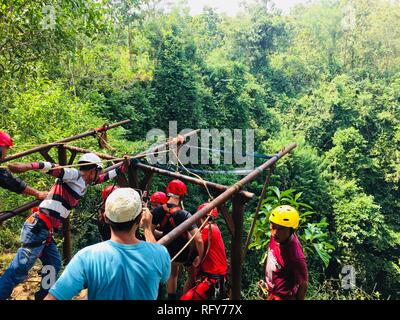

{"left": 166, "top": 179, "right": 187, "bottom": 197}
{"left": 102, "top": 185, "right": 119, "bottom": 201}
{"left": 0, "top": 131, "right": 14, "bottom": 147}
{"left": 150, "top": 192, "right": 168, "bottom": 205}
{"left": 197, "top": 203, "right": 218, "bottom": 219}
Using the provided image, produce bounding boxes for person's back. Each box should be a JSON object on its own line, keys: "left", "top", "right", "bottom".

{"left": 200, "top": 223, "right": 227, "bottom": 276}
{"left": 152, "top": 203, "right": 196, "bottom": 261}
{"left": 49, "top": 240, "right": 170, "bottom": 300}
{"left": 46, "top": 188, "right": 171, "bottom": 301}
{"left": 180, "top": 205, "right": 227, "bottom": 301}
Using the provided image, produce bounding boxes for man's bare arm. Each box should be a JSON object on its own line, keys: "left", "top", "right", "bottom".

{"left": 22, "top": 186, "right": 48, "bottom": 200}
{"left": 141, "top": 208, "right": 156, "bottom": 243}
{"left": 190, "top": 228, "right": 204, "bottom": 266}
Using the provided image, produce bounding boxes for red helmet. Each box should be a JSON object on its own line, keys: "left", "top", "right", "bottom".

{"left": 197, "top": 203, "right": 218, "bottom": 219}
{"left": 166, "top": 179, "right": 187, "bottom": 197}
{"left": 0, "top": 131, "right": 14, "bottom": 147}
{"left": 101, "top": 185, "right": 119, "bottom": 201}
{"left": 150, "top": 191, "right": 168, "bottom": 205}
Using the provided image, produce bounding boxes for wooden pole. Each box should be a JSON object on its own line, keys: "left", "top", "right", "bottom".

{"left": 230, "top": 195, "right": 247, "bottom": 300}
{"left": 101, "top": 129, "right": 201, "bottom": 174}
{"left": 242, "top": 165, "right": 274, "bottom": 261}
{"left": 62, "top": 144, "right": 255, "bottom": 199}
{"left": 0, "top": 200, "right": 41, "bottom": 222}
{"left": 140, "top": 172, "right": 154, "bottom": 192}
{"left": 2, "top": 120, "right": 131, "bottom": 163}
{"left": 58, "top": 146, "right": 72, "bottom": 264}
{"left": 134, "top": 162, "right": 255, "bottom": 200}
{"left": 127, "top": 166, "right": 139, "bottom": 189}
{"left": 63, "top": 145, "right": 116, "bottom": 161}
{"left": 0, "top": 121, "right": 130, "bottom": 222}
{"left": 218, "top": 203, "right": 235, "bottom": 237}
{"left": 158, "top": 144, "right": 297, "bottom": 247}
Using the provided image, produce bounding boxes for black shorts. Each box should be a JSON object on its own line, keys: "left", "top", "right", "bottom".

{"left": 168, "top": 241, "right": 197, "bottom": 267}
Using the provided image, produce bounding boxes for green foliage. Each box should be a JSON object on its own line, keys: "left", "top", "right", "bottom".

{"left": 261, "top": 131, "right": 332, "bottom": 215}
{"left": 328, "top": 178, "right": 400, "bottom": 295}
{"left": 0, "top": 0, "right": 107, "bottom": 87}
{"left": 147, "top": 14, "right": 203, "bottom": 131}
{"left": 331, "top": 179, "right": 384, "bottom": 249}
{"left": 325, "top": 127, "right": 371, "bottom": 180}
{"left": 307, "top": 279, "right": 383, "bottom": 300}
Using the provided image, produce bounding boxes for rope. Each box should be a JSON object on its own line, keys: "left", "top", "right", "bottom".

{"left": 167, "top": 146, "right": 216, "bottom": 264}
{"left": 96, "top": 131, "right": 117, "bottom": 153}
{"left": 4, "top": 137, "right": 178, "bottom": 171}
{"left": 200, "top": 221, "right": 212, "bottom": 265}
{"left": 7, "top": 142, "right": 66, "bottom": 150}
{"left": 187, "top": 145, "right": 273, "bottom": 160}
{"left": 156, "top": 164, "right": 254, "bottom": 175}
{"left": 27, "top": 148, "right": 173, "bottom": 170}
{"left": 170, "top": 148, "right": 213, "bottom": 201}
{"left": 171, "top": 214, "right": 211, "bottom": 263}
{"left": 175, "top": 149, "right": 180, "bottom": 173}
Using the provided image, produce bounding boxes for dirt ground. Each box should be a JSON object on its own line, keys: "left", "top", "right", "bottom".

{"left": 0, "top": 253, "right": 87, "bottom": 300}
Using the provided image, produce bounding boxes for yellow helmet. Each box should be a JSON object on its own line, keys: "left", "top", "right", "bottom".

{"left": 269, "top": 205, "right": 300, "bottom": 229}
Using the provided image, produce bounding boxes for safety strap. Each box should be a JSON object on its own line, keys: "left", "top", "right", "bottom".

{"left": 22, "top": 212, "right": 53, "bottom": 248}
{"left": 190, "top": 283, "right": 208, "bottom": 300}
{"left": 37, "top": 212, "right": 53, "bottom": 246}
{"left": 199, "top": 272, "right": 226, "bottom": 282}
{"left": 200, "top": 221, "right": 213, "bottom": 265}
{"left": 160, "top": 204, "right": 182, "bottom": 230}
{"left": 192, "top": 275, "right": 225, "bottom": 300}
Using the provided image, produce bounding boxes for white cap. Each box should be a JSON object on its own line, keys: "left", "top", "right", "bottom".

{"left": 105, "top": 188, "right": 142, "bottom": 223}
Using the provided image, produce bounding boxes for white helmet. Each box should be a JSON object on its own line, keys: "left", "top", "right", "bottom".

{"left": 78, "top": 153, "right": 103, "bottom": 170}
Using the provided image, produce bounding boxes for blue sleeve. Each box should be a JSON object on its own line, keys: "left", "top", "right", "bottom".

{"left": 160, "top": 246, "right": 171, "bottom": 284}
{"left": 49, "top": 251, "right": 87, "bottom": 300}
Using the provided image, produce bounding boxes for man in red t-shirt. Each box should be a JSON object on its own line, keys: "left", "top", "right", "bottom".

{"left": 181, "top": 203, "right": 227, "bottom": 300}
{"left": 265, "top": 205, "right": 308, "bottom": 300}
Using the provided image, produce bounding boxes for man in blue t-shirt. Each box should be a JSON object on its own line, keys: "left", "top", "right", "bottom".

{"left": 45, "top": 188, "right": 171, "bottom": 300}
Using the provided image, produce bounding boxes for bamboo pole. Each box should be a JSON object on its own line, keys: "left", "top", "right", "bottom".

{"left": 0, "top": 200, "right": 41, "bottom": 222}
{"left": 231, "top": 194, "right": 247, "bottom": 299}
{"left": 101, "top": 129, "right": 201, "bottom": 174}
{"left": 134, "top": 162, "right": 255, "bottom": 200}
{"left": 158, "top": 144, "right": 297, "bottom": 247}
{"left": 64, "top": 143, "right": 255, "bottom": 199}
{"left": 242, "top": 165, "right": 274, "bottom": 261}
{"left": 0, "top": 121, "right": 130, "bottom": 222}
{"left": 157, "top": 143, "right": 296, "bottom": 300}
{"left": 2, "top": 120, "right": 131, "bottom": 163}
{"left": 58, "top": 146, "right": 72, "bottom": 263}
